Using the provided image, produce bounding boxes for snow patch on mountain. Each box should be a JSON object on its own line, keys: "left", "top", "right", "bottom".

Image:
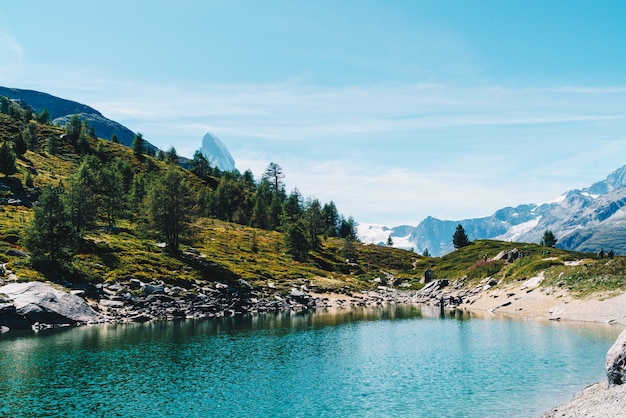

{"left": 495, "top": 217, "right": 541, "bottom": 242}
{"left": 357, "top": 223, "right": 414, "bottom": 249}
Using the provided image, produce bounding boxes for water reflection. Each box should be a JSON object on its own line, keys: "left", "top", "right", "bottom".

{"left": 0, "top": 303, "right": 622, "bottom": 418}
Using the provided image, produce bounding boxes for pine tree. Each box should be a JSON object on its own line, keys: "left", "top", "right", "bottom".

{"left": 24, "top": 184, "right": 78, "bottom": 267}
{"left": 262, "top": 162, "right": 285, "bottom": 193}
{"left": 387, "top": 235, "right": 394, "bottom": 247}
{"left": 98, "top": 163, "right": 126, "bottom": 228}
{"left": 452, "top": 224, "right": 471, "bottom": 249}
{"left": 36, "top": 108, "right": 51, "bottom": 125}
{"left": 285, "top": 221, "right": 310, "bottom": 261}
{"left": 132, "top": 132, "right": 145, "bottom": 158}
{"left": 0, "top": 142, "right": 17, "bottom": 176}
{"left": 13, "top": 133, "right": 28, "bottom": 157}
{"left": 65, "top": 160, "right": 98, "bottom": 235}
{"left": 189, "top": 150, "right": 211, "bottom": 180}
{"left": 540, "top": 230, "right": 558, "bottom": 247}
{"left": 165, "top": 147, "right": 179, "bottom": 165}
{"left": 303, "top": 199, "right": 324, "bottom": 250}
{"left": 144, "top": 170, "right": 195, "bottom": 252}
{"left": 65, "top": 115, "right": 82, "bottom": 146}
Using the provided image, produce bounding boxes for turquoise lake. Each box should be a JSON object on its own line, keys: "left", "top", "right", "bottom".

{"left": 0, "top": 305, "right": 621, "bottom": 417}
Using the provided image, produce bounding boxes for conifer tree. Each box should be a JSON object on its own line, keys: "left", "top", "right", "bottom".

{"left": 98, "top": 163, "right": 126, "bottom": 228}
{"left": 285, "top": 221, "right": 310, "bottom": 261}
{"left": 0, "top": 142, "right": 17, "bottom": 176}
{"left": 132, "top": 132, "right": 145, "bottom": 158}
{"left": 303, "top": 199, "right": 324, "bottom": 250}
{"left": 387, "top": 235, "right": 394, "bottom": 247}
{"left": 24, "top": 184, "right": 77, "bottom": 267}
{"left": 189, "top": 150, "right": 211, "bottom": 180}
{"left": 262, "top": 162, "right": 285, "bottom": 193}
{"left": 540, "top": 230, "right": 558, "bottom": 247}
{"left": 452, "top": 224, "right": 471, "bottom": 249}
{"left": 13, "top": 133, "right": 28, "bottom": 157}
{"left": 144, "top": 170, "right": 195, "bottom": 252}
{"left": 165, "top": 147, "right": 179, "bottom": 165}
{"left": 36, "top": 108, "right": 51, "bottom": 125}
{"left": 65, "top": 115, "right": 83, "bottom": 146}
{"left": 65, "top": 160, "right": 98, "bottom": 235}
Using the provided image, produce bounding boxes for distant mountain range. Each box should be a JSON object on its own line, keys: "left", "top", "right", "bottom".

{"left": 359, "top": 165, "right": 626, "bottom": 257}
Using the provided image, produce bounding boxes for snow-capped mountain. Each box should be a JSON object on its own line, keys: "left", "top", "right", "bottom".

{"left": 200, "top": 132, "right": 236, "bottom": 172}
{"left": 359, "top": 165, "right": 626, "bottom": 256}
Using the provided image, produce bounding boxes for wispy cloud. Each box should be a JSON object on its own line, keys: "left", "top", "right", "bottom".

{"left": 0, "top": 27, "right": 24, "bottom": 76}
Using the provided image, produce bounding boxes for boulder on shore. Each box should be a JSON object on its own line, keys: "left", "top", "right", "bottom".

{"left": 0, "top": 281, "right": 102, "bottom": 330}
{"left": 606, "top": 327, "right": 626, "bottom": 386}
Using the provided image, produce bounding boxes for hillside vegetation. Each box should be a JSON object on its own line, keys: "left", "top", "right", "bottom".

{"left": 0, "top": 96, "right": 624, "bottom": 301}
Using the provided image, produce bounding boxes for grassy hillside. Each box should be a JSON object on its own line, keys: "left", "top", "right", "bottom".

{"left": 1, "top": 108, "right": 625, "bottom": 301}
{"left": 0, "top": 110, "right": 422, "bottom": 295}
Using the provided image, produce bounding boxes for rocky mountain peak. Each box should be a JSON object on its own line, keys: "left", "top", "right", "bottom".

{"left": 200, "top": 132, "right": 236, "bottom": 172}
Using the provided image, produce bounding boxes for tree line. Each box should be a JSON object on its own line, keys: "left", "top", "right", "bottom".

{"left": 0, "top": 100, "right": 358, "bottom": 268}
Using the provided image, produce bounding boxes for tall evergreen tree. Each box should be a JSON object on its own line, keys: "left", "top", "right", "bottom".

{"left": 189, "top": 149, "right": 211, "bottom": 180}
{"left": 452, "top": 224, "right": 471, "bottom": 249}
{"left": 285, "top": 221, "right": 310, "bottom": 261}
{"left": 165, "top": 147, "right": 179, "bottom": 165}
{"left": 0, "top": 142, "right": 17, "bottom": 176}
{"left": 24, "top": 184, "right": 77, "bottom": 267}
{"left": 262, "top": 162, "right": 285, "bottom": 193}
{"left": 65, "top": 115, "right": 83, "bottom": 146}
{"left": 540, "top": 230, "right": 558, "bottom": 247}
{"left": 13, "top": 133, "right": 28, "bottom": 157}
{"left": 98, "top": 163, "right": 126, "bottom": 228}
{"left": 282, "top": 189, "right": 304, "bottom": 226}
{"left": 132, "top": 132, "right": 145, "bottom": 158}
{"left": 35, "top": 108, "right": 51, "bottom": 125}
{"left": 338, "top": 216, "right": 358, "bottom": 240}
{"left": 322, "top": 201, "right": 339, "bottom": 237}
{"left": 303, "top": 199, "right": 324, "bottom": 250}
{"left": 144, "top": 170, "right": 195, "bottom": 252}
{"left": 65, "top": 159, "right": 98, "bottom": 235}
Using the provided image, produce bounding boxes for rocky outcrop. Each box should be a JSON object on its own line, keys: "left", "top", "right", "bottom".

{"left": 606, "top": 328, "right": 626, "bottom": 385}
{"left": 0, "top": 282, "right": 102, "bottom": 330}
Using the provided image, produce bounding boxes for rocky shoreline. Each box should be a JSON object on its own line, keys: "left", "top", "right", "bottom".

{"left": 0, "top": 278, "right": 433, "bottom": 332}
{"left": 1, "top": 265, "right": 623, "bottom": 332}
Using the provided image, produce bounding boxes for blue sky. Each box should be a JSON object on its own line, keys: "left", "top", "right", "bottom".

{"left": 1, "top": 1, "right": 626, "bottom": 226}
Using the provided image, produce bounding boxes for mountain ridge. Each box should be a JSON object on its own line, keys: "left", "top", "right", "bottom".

{"left": 0, "top": 86, "right": 156, "bottom": 152}
{"left": 360, "top": 165, "right": 626, "bottom": 256}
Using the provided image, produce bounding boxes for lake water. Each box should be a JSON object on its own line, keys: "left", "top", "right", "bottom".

{"left": 0, "top": 305, "right": 621, "bottom": 418}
